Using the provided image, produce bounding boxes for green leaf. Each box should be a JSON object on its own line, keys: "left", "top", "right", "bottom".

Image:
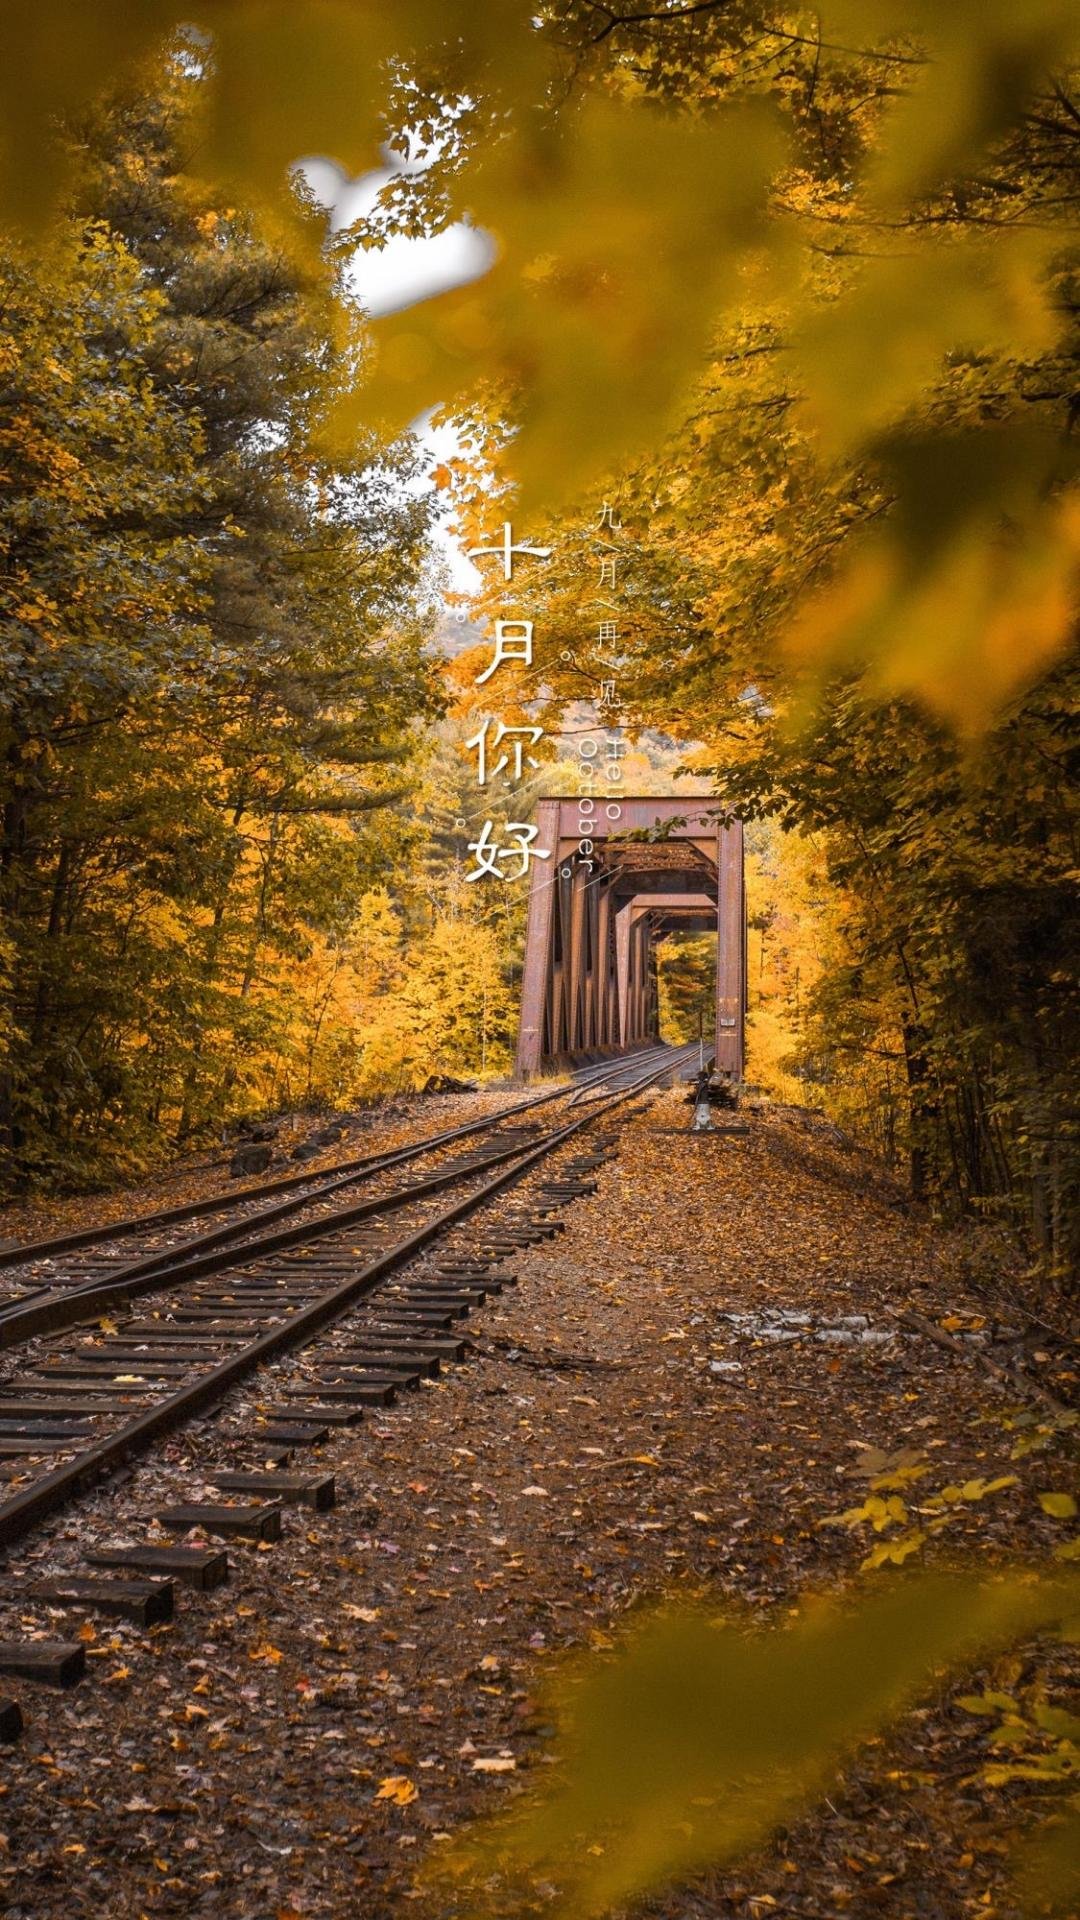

{"left": 1031, "top": 1704, "right": 1080, "bottom": 1741}
{"left": 983, "top": 1748, "right": 1079, "bottom": 1785}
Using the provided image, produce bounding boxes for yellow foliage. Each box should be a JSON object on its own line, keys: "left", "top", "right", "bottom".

{"left": 4, "top": 2, "right": 1079, "bottom": 725}
{"left": 787, "top": 435, "right": 1080, "bottom": 730}
{"left": 347, "top": 909, "right": 516, "bottom": 1097}
{"left": 793, "top": 235, "right": 1061, "bottom": 458}
{"left": 744, "top": 829, "right": 827, "bottom": 1102}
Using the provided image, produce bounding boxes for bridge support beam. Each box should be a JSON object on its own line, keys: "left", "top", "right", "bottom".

{"left": 515, "top": 798, "right": 745, "bottom": 1080}
{"left": 516, "top": 798, "right": 560, "bottom": 1074}
{"left": 715, "top": 819, "right": 746, "bottom": 1078}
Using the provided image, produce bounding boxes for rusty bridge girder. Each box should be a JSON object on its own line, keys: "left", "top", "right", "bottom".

{"left": 515, "top": 798, "right": 745, "bottom": 1080}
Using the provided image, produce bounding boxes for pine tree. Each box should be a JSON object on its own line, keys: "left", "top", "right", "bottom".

{"left": 0, "top": 54, "right": 439, "bottom": 1185}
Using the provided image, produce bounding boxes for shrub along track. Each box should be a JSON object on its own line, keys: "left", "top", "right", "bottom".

{"left": 0, "top": 1045, "right": 696, "bottom": 1738}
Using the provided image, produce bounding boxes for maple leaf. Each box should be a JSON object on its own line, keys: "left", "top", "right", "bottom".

{"left": 375, "top": 1775, "right": 419, "bottom": 1806}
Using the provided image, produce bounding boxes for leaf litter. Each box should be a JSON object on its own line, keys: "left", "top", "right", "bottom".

{"left": 0, "top": 1091, "right": 1074, "bottom": 1919}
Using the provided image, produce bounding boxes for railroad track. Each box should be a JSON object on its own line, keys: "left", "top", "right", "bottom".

{"left": 0, "top": 1044, "right": 697, "bottom": 1741}
{"left": 0, "top": 1045, "right": 680, "bottom": 1333}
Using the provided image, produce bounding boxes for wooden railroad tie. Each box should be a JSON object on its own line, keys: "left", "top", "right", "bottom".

{"left": 254, "top": 1421, "right": 331, "bottom": 1446}
{"left": 15, "top": 1576, "right": 175, "bottom": 1627}
{"left": 0, "top": 1699, "right": 23, "bottom": 1742}
{"left": 210, "top": 1471, "right": 336, "bottom": 1510}
{"left": 0, "top": 1641, "right": 85, "bottom": 1688}
{"left": 155, "top": 1502, "right": 283, "bottom": 1542}
{"left": 86, "top": 1545, "right": 229, "bottom": 1591}
{"left": 259, "top": 1403, "right": 364, "bottom": 1426}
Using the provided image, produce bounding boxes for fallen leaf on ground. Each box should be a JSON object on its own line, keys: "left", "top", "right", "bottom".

{"left": 375, "top": 1776, "right": 419, "bottom": 1805}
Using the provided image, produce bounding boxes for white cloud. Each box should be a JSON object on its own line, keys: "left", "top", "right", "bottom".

{"left": 301, "top": 151, "right": 495, "bottom": 318}
{"left": 300, "top": 150, "right": 492, "bottom": 597}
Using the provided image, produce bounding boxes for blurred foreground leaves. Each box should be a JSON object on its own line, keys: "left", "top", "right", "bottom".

{"left": 2, "top": 1, "right": 1080, "bottom": 721}
{"left": 342, "top": 97, "right": 784, "bottom": 507}
{"left": 787, "top": 426, "right": 1080, "bottom": 729}
{"left": 0, "top": 1, "right": 540, "bottom": 228}
{"left": 425, "top": 1572, "right": 1078, "bottom": 1917}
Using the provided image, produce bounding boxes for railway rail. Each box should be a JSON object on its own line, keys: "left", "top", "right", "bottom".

{"left": 0, "top": 1046, "right": 683, "bottom": 1339}
{"left": 0, "top": 1043, "right": 697, "bottom": 1740}
{"left": 0, "top": 1045, "right": 675, "bottom": 1297}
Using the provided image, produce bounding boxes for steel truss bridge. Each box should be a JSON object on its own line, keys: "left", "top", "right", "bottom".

{"left": 515, "top": 797, "right": 745, "bottom": 1080}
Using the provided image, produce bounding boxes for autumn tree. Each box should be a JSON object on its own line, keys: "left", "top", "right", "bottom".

{"left": 0, "top": 52, "right": 440, "bottom": 1184}
{"left": 0, "top": 220, "right": 212, "bottom": 1179}
{"left": 426, "top": 7, "right": 1080, "bottom": 1288}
